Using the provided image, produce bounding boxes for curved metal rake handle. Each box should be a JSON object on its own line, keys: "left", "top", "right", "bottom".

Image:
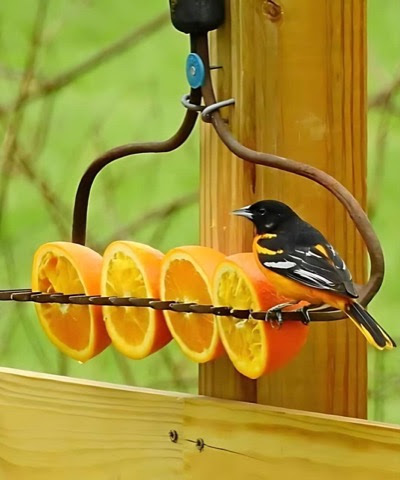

{"left": 194, "top": 34, "right": 383, "bottom": 318}
{"left": 71, "top": 89, "right": 201, "bottom": 245}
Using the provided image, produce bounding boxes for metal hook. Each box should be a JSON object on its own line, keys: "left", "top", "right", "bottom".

{"left": 181, "top": 93, "right": 204, "bottom": 112}
{"left": 201, "top": 98, "right": 235, "bottom": 123}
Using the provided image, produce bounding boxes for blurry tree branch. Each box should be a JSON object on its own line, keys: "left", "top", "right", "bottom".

{"left": 0, "top": 0, "right": 50, "bottom": 229}
{"left": 149, "top": 376, "right": 197, "bottom": 390}
{"left": 0, "top": 11, "right": 170, "bottom": 117}
{"left": 0, "top": 64, "right": 44, "bottom": 88}
{"left": 0, "top": 103, "right": 69, "bottom": 238}
{"left": 15, "top": 149, "right": 70, "bottom": 238}
{"left": 30, "top": 97, "right": 56, "bottom": 163}
{"left": 90, "top": 109, "right": 124, "bottom": 234}
{"left": 102, "top": 191, "right": 197, "bottom": 246}
{"left": 369, "top": 74, "right": 400, "bottom": 109}
{"left": 112, "top": 349, "right": 137, "bottom": 386}
{"left": 368, "top": 109, "right": 391, "bottom": 219}
{"left": 0, "top": 241, "right": 52, "bottom": 369}
{"left": 159, "top": 348, "right": 192, "bottom": 391}
{"left": 367, "top": 70, "right": 400, "bottom": 218}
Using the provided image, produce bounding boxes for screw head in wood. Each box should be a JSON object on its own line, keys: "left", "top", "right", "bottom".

{"left": 195, "top": 438, "right": 205, "bottom": 452}
{"left": 169, "top": 429, "right": 178, "bottom": 443}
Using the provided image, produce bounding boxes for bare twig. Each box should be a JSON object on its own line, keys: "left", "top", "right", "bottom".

{"left": 367, "top": 66, "right": 398, "bottom": 219}
{"left": 159, "top": 348, "right": 191, "bottom": 391}
{"left": 0, "top": 64, "right": 43, "bottom": 87}
{"left": 56, "top": 352, "right": 68, "bottom": 376}
{"left": 30, "top": 96, "right": 56, "bottom": 162}
{"left": 149, "top": 376, "right": 197, "bottom": 390}
{"left": 372, "top": 348, "right": 386, "bottom": 421}
{"left": 112, "top": 349, "right": 136, "bottom": 385}
{"left": 16, "top": 151, "right": 70, "bottom": 238}
{"left": 0, "top": 103, "right": 69, "bottom": 237}
{"left": 0, "top": 0, "right": 50, "bottom": 229}
{"left": 0, "top": 11, "right": 170, "bottom": 116}
{"left": 369, "top": 74, "right": 400, "bottom": 109}
{"left": 148, "top": 209, "right": 176, "bottom": 247}
{"left": 0, "top": 240, "right": 51, "bottom": 369}
{"left": 368, "top": 110, "right": 391, "bottom": 219}
{"left": 105, "top": 192, "right": 198, "bottom": 245}
{"left": 90, "top": 107, "right": 123, "bottom": 234}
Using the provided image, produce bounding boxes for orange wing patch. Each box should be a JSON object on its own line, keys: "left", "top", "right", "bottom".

{"left": 259, "top": 233, "right": 277, "bottom": 239}
{"left": 254, "top": 236, "right": 283, "bottom": 256}
{"left": 256, "top": 245, "right": 283, "bottom": 255}
{"left": 314, "top": 244, "right": 329, "bottom": 257}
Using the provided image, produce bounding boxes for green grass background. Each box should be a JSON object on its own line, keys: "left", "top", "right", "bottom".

{"left": 0, "top": 0, "right": 399, "bottom": 422}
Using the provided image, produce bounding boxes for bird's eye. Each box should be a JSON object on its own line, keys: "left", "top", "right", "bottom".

{"left": 259, "top": 208, "right": 267, "bottom": 215}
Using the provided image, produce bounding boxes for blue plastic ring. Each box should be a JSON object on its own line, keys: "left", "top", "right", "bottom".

{"left": 186, "top": 53, "right": 205, "bottom": 89}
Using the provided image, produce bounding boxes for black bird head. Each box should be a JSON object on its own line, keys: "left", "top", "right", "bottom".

{"left": 232, "top": 200, "right": 297, "bottom": 234}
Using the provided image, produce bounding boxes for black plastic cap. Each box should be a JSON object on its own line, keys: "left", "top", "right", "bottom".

{"left": 169, "top": 0, "right": 225, "bottom": 34}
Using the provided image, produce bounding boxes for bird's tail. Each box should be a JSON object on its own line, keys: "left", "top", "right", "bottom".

{"left": 346, "top": 302, "right": 396, "bottom": 350}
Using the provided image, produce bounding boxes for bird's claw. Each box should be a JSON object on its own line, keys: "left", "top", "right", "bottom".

{"left": 300, "top": 306, "right": 312, "bottom": 325}
{"left": 267, "top": 309, "right": 283, "bottom": 329}
{"left": 265, "top": 301, "right": 298, "bottom": 329}
{"left": 298, "top": 304, "right": 322, "bottom": 325}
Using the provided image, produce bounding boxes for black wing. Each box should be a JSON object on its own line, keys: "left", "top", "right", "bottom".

{"left": 259, "top": 241, "right": 358, "bottom": 298}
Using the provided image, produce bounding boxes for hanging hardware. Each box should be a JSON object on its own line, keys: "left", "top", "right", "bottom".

{"left": 201, "top": 98, "right": 235, "bottom": 123}
{"left": 186, "top": 53, "right": 205, "bottom": 89}
{"left": 169, "top": 0, "right": 224, "bottom": 34}
{"left": 181, "top": 93, "right": 204, "bottom": 111}
{"left": 180, "top": 94, "right": 236, "bottom": 120}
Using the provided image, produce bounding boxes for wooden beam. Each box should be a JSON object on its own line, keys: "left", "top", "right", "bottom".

{"left": 184, "top": 396, "right": 400, "bottom": 480}
{"left": 0, "top": 368, "right": 185, "bottom": 480}
{"left": 199, "top": 0, "right": 367, "bottom": 416}
{"left": 0, "top": 369, "right": 399, "bottom": 479}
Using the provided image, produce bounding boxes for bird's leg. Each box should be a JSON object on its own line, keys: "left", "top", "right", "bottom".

{"left": 299, "top": 305, "right": 318, "bottom": 325}
{"left": 266, "top": 301, "right": 298, "bottom": 329}
{"left": 298, "top": 304, "right": 322, "bottom": 325}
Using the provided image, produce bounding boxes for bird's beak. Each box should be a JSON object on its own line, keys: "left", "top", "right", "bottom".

{"left": 232, "top": 205, "right": 254, "bottom": 220}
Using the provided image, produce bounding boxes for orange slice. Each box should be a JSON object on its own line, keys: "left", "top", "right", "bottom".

{"left": 160, "top": 245, "right": 225, "bottom": 363}
{"left": 101, "top": 241, "right": 171, "bottom": 359}
{"left": 32, "top": 242, "right": 110, "bottom": 362}
{"left": 213, "top": 253, "right": 309, "bottom": 379}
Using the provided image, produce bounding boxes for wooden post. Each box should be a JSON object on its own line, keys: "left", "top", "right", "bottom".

{"left": 199, "top": 0, "right": 367, "bottom": 417}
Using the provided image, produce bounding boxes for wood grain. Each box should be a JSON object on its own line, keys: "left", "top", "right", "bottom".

{"left": 183, "top": 396, "right": 400, "bottom": 480}
{"left": 0, "top": 369, "right": 399, "bottom": 479}
{"left": 0, "top": 368, "right": 185, "bottom": 480}
{"left": 199, "top": 0, "right": 368, "bottom": 417}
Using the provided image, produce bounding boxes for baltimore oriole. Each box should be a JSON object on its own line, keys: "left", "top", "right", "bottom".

{"left": 233, "top": 200, "right": 395, "bottom": 350}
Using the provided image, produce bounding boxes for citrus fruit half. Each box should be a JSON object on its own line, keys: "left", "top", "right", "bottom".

{"left": 32, "top": 241, "right": 110, "bottom": 362}
{"left": 160, "top": 245, "right": 225, "bottom": 363}
{"left": 213, "top": 253, "right": 309, "bottom": 379}
{"left": 101, "top": 241, "right": 171, "bottom": 359}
